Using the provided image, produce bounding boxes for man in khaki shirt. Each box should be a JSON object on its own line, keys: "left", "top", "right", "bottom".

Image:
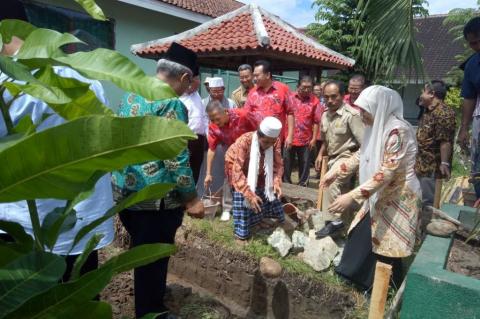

{"left": 231, "top": 64, "right": 254, "bottom": 107}
{"left": 315, "top": 81, "right": 364, "bottom": 233}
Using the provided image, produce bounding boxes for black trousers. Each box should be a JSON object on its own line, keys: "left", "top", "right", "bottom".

{"left": 283, "top": 145, "right": 311, "bottom": 186}
{"left": 119, "top": 207, "right": 184, "bottom": 318}
{"left": 335, "top": 214, "right": 403, "bottom": 291}
{"left": 63, "top": 250, "right": 99, "bottom": 282}
{"left": 188, "top": 134, "right": 207, "bottom": 184}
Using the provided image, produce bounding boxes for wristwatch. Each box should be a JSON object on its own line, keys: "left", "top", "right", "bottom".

{"left": 441, "top": 162, "right": 450, "bottom": 168}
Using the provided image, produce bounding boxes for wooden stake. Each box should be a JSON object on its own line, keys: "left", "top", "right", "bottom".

{"left": 317, "top": 156, "right": 328, "bottom": 209}
{"left": 368, "top": 262, "right": 392, "bottom": 319}
{"left": 433, "top": 178, "right": 443, "bottom": 209}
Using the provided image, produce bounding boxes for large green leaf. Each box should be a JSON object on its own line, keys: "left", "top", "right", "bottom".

{"left": 105, "top": 243, "right": 176, "bottom": 275}
{"left": 0, "top": 115, "right": 195, "bottom": 202}
{"left": 12, "top": 116, "right": 35, "bottom": 135}
{"left": 41, "top": 207, "right": 77, "bottom": 251}
{"left": 16, "top": 29, "right": 82, "bottom": 60}
{"left": 0, "top": 56, "right": 37, "bottom": 83}
{"left": 4, "top": 263, "right": 114, "bottom": 319}
{"left": 79, "top": 301, "right": 112, "bottom": 318}
{"left": 34, "top": 66, "right": 113, "bottom": 120}
{"left": 54, "top": 49, "right": 177, "bottom": 101}
{"left": 0, "top": 20, "right": 37, "bottom": 43}
{"left": 0, "top": 221, "right": 33, "bottom": 247}
{"left": 71, "top": 183, "right": 174, "bottom": 250}
{"left": 0, "top": 251, "right": 66, "bottom": 318}
{"left": 0, "top": 243, "right": 28, "bottom": 268}
{"left": 0, "top": 134, "right": 26, "bottom": 153}
{"left": 41, "top": 172, "right": 102, "bottom": 251}
{"left": 70, "top": 234, "right": 102, "bottom": 281}
{"left": 74, "top": 0, "right": 107, "bottom": 21}
{"left": 3, "top": 82, "right": 72, "bottom": 104}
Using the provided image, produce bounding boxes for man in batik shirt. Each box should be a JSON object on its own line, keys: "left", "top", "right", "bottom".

{"left": 225, "top": 117, "right": 284, "bottom": 244}
{"left": 283, "top": 76, "right": 319, "bottom": 186}
{"left": 415, "top": 80, "right": 456, "bottom": 207}
{"left": 111, "top": 43, "right": 204, "bottom": 318}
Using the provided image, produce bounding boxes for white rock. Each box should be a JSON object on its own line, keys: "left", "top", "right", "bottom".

{"left": 303, "top": 236, "right": 338, "bottom": 271}
{"left": 427, "top": 219, "right": 458, "bottom": 237}
{"left": 308, "top": 211, "right": 337, "bottom": 231}
{"left": 308, "top": 229, "right": 316, "bottom": 239}
{"left": 267, "top": 227, "right": 293, "bottom": 257}
{"left": 333, "top": 246, "right": 344, "bottom": 267}
{"left": 292, "top": 230, "right": 307, "bottom": 249}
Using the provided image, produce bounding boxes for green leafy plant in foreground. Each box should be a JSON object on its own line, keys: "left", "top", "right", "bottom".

{"left": 0, "top": 2, "right": 195, "bottom": 318}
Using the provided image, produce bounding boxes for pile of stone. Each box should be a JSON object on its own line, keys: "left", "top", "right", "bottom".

{"left": 267, "top": 207, "right": 345, "bottom": 272}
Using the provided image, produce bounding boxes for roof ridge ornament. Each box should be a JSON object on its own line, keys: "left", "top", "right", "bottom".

{"left": 250, "top": 4, "right": 270, "bottom": 47}
{"left": 256, "top": 6, "right": 356, "bottom": 66}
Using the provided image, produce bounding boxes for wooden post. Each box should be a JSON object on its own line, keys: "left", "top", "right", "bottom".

{"left": 433, "top": 178, "right": 443, "bottom": 209}
{"left": 316, "top": 156, "right": 328, "bottom": 209}
{"left": 368, "top": 262, "right": 392, "bottom": 319}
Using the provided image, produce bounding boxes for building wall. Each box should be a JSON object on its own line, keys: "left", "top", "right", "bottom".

{"left": 36, "top": 0, "right": 199, "bottom": 108}
{"left": 398, "top": 83, "right": 423, "bottom": 125}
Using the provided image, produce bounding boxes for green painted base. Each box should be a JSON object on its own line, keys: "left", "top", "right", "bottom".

{"left": 401, "top": 204, "right": 480, "bottom": 319}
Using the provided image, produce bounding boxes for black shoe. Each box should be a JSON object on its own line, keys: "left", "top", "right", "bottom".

{"left": 315, "top": 220, "right": 345, "bottom": 239}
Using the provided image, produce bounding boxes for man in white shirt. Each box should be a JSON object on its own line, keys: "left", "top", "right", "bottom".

{"left": 202, "top": 77, "right": 236, "bottom": 109}
{"left": 0, "top": 28, "right": 114, "bottom": 281}
{"left": 180, "top": 75, "right": 208, "bottom": 184}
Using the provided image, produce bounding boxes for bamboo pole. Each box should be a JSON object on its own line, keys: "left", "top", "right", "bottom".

{"left": 368, "top": 262, "right": 392, "bottom": 319}
{"left": 433, "top": 178, "right": 443, "bottom": 209}
{"left": 316, "top": 156, "right": 328, "bottom": 209}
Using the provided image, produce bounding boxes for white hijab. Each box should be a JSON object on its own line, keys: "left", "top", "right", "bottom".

{"left": 354, "top": 85, "right": 412, "bottom": 214}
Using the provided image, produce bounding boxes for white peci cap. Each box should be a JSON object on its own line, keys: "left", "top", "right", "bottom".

{"left": 259, "top": 116, "right": 282, "bottom": 138}
{"left": 208, "top": 77, "right": 224, "bottom": 88}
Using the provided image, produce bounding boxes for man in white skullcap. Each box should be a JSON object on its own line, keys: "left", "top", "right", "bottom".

{"left": 197, "top": 76, "right": 237, "bottom": 199}
{"left": 202, "top": 77, "right": 237, "bottom": 109}
{"left": 225, "top": 117, "right": 285, "bottom": 244}
{"left": 203, "top": 76, "right": 212, "bottom": 94}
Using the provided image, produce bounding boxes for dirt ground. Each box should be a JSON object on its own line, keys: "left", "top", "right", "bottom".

{"left": 99, "top": 226, "right": 363, "bottom": 319}
{"left": 446, "top": 237, "right": 480, "bottom": 280}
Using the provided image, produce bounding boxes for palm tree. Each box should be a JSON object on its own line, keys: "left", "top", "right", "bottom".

{"left": 355, "top": 0, "right": 428, "bottom": 83}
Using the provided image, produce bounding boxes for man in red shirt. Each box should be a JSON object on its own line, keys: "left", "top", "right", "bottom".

{"left": 204, "top": 100, "right": 257, "bottom": 220}
{"left": 283, "top": 76, "right": 320, "bottom": 186}
{"left": 343, "top": 74, "right": 366, "bottom": 110}
{"left": 243, "top": 60, "right": 294, "bottom": 148}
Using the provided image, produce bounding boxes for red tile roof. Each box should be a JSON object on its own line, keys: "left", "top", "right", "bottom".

{"left": 132, "top": 4, "right": 354, "bottom": 69}
{"left": 158, "top": 0, "right": 244, "bottom": 18}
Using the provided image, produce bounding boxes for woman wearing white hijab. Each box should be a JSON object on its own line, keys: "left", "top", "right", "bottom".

{"left": 321, "top": 85, "right": 421, "bottom": 290}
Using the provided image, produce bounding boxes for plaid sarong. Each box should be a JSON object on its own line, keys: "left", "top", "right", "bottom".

{"left": 232, "top": 188, "right": 285, "bottom": 239}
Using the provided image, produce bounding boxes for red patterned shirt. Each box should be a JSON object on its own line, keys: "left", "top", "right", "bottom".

{"left": 344, "top": 94, "right": 361, "bottom": 111}
{"left": 289, "top": 92, "right": 320, "bottom": 146}
{"left": 207, "top": 108, "right": 257, "bottom": 150}
{"left": 243, "top": 81, "right": 293, "bottom": 138}
{"left": 314, "top": 102, "right": 327, "bottom": 140}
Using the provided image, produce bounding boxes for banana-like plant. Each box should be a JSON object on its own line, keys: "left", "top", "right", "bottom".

{"left": 0, "top": 2, "right": 195, "bottom": 318}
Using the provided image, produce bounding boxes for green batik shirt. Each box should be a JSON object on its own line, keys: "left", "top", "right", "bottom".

{"left": 111, "top": 92, "right": 197, "bottom": 210}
